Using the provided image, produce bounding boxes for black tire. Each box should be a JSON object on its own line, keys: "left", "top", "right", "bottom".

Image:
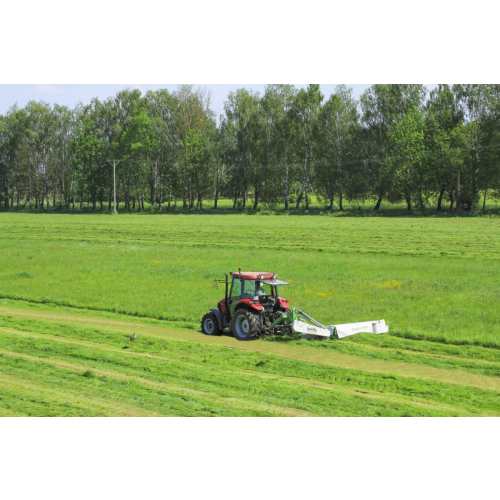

{"left": 230, "top": 309, "right": 262, "bottom": 341}
{"left": 201, "top": 312, "right": 221, "bottom": 335}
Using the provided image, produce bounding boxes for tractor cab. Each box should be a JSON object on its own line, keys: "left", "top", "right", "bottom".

{"left": 202, "top": 269, "right": 290, "bottom": 340}
{"left": 228, "top": 271, "right": 288, "bottom": 314}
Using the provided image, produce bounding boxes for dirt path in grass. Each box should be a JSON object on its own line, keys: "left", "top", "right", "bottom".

{"left": 1, "top": 303, "right": 499, "bottom": 392}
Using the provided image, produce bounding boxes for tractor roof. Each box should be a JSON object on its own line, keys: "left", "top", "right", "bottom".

{"left": 230, "top": 271, "right": 276, "bottom": 280}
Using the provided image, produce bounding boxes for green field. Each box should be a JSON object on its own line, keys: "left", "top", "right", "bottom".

{"left": 0, "top": 212, "right": 499, "bottom": 416}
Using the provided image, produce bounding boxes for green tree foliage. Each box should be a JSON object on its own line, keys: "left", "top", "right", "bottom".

{"left": 388, "top": 107, "right": 426, "bottom": 210}
{"left": 74, "top": 114, "right": 105, "bottom": 210}
{"left": 291, "top": 84, "right": 323, "bottom": 210}
{"left": 315, "top": 85, "right": 359, "bottom": 210}
{"left": 1, "top": 84, "right": 499, "bottom": 213}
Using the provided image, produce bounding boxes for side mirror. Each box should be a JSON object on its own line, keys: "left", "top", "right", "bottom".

{"left": 212, "top": 280, "right": 219, "bottom": 289}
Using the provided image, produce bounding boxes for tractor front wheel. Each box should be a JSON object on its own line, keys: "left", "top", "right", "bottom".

{"left": 201, "top": 312, "right": 221, "bottom": 336}
{"left": 230, "top": 309, "right": 262, "bottom": 341}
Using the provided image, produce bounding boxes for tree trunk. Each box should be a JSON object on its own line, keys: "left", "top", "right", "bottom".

{"left": 214, "top": 169, "right": 219, "bottom": 209}
{"left": 328, "top": 192, "right": 334, "bottom": 211}
{"left": 253, "top": 186, "right": 259, "bottom": 210}
{"left": 374, "top": 191, "right": 383, "bottom": 211}
{"left": 305, "top": 171, "right": 310, "bottom": 210}
{"left": 233, "top": 189, "right": 238, "bottom": 210}
{"left": 10, "top": 176, "right": 15, "bottom": 208}
{"left": 183, "top": 177, "right": 188, "bottom": 209}
{"left": 152, "top": 160, "right": 158, "bottom": 210}
{"left": 242, "top": 189, "right": 247, "bottom": 210}
{"left": 53, "top": 172, "right": 57, "bottom": 208}
{"left": 339, "top": 176, "right": 343, "bottom": 211}
{"left": 159, "top": 186, "right": 163, "bottom": 211}
{"left": 213, "top": 186, "right": 219, "bottom": 209}
{"left": 295, "top": 189, "right": 303, "bottom": 210}
{"left": 471, "top": 172, "right": 477, "bottom": 211}
{"left": 336, "top": 153, "right": 344, "bottom": 211}
{"left": 449, "top": 192, "right": 454, "bottom": 212}
{"left": 405, "top": 194, "right": 411, "bottom": 211}
{"left": 437, "top": 186, "right": 445, "bottom": 212}
{"left": 284, "top": 165, "right": 289, "bottom": 210}
{"left": 456, "top": 171, "right": 461, "bottom": 213}
{"left": 482, "top": 188, "right": 488, "bottom": 213}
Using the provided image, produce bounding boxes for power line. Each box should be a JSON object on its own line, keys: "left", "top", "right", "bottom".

{"left": 109, "top": 142, "right": 500, "bottom": 171}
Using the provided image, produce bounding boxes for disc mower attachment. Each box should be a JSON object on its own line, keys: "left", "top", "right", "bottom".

{"left": 291, "top": 319, "right": 331, "bottom": 340}
{"left": 329, "top": 320, "right": 389, "bottom": 339}
{"left": 290, "top": 308, "right": 332, "bottom": 339}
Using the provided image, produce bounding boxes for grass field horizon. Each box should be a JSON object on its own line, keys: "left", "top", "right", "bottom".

{"left": 1, "top": 211, "right": 499, "bottom": 416}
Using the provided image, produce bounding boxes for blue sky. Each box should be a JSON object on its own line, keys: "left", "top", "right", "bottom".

{"left": 0, "top": 84, "right": 437, "bottom": 116}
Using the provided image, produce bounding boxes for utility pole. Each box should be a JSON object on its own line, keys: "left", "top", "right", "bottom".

{"left": 108, "top": 160, "right": 121, "bottom": 213}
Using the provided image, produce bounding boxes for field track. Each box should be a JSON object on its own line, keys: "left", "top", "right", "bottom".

{"left": 1, "top": 299, "right": 499, "bottom": 416}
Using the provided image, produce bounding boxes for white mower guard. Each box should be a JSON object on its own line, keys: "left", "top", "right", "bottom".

{"left": 290, "top": 308, "right": 389, "bottom": 339}
{"left": 329, "top": 319, "right": 389, "bottom": 339}
{"left": 292, "top": 319, "right": 331, "bottom": 340}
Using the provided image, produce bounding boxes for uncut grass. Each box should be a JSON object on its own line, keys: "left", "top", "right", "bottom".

{"left": 0, "top": 213, "right": 499, "bottom": 347}
{"left": 1, "top": 317, "right": 498, "bottom": 415}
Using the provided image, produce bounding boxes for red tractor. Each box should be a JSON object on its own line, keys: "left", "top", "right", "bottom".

{"left": 201, "top": 268, "right": 291, "bottom": 340}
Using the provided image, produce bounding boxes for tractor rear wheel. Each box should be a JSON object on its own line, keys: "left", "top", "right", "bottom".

{"left": 201, "top": 312, "right": 221, "bottom": 335}
{"left": 230, "top": 309, "right": 262, "bottom": 341}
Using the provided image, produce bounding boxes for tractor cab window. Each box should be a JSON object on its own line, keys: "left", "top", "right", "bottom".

{"left": 241, "top": 280, "right": 256, "bottom": 298}
{"left": 255, "top": 282, "right": 273, "bottom": 297}
{"left": 230, "top": 278, "right": 242, "bottom": 299}
{"left": 241, "top": 281, "right": 273, "bottom": 299}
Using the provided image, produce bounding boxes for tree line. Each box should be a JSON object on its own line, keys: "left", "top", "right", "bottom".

{"left": 1, "top": 84, "right": 500, "bottom": 213}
